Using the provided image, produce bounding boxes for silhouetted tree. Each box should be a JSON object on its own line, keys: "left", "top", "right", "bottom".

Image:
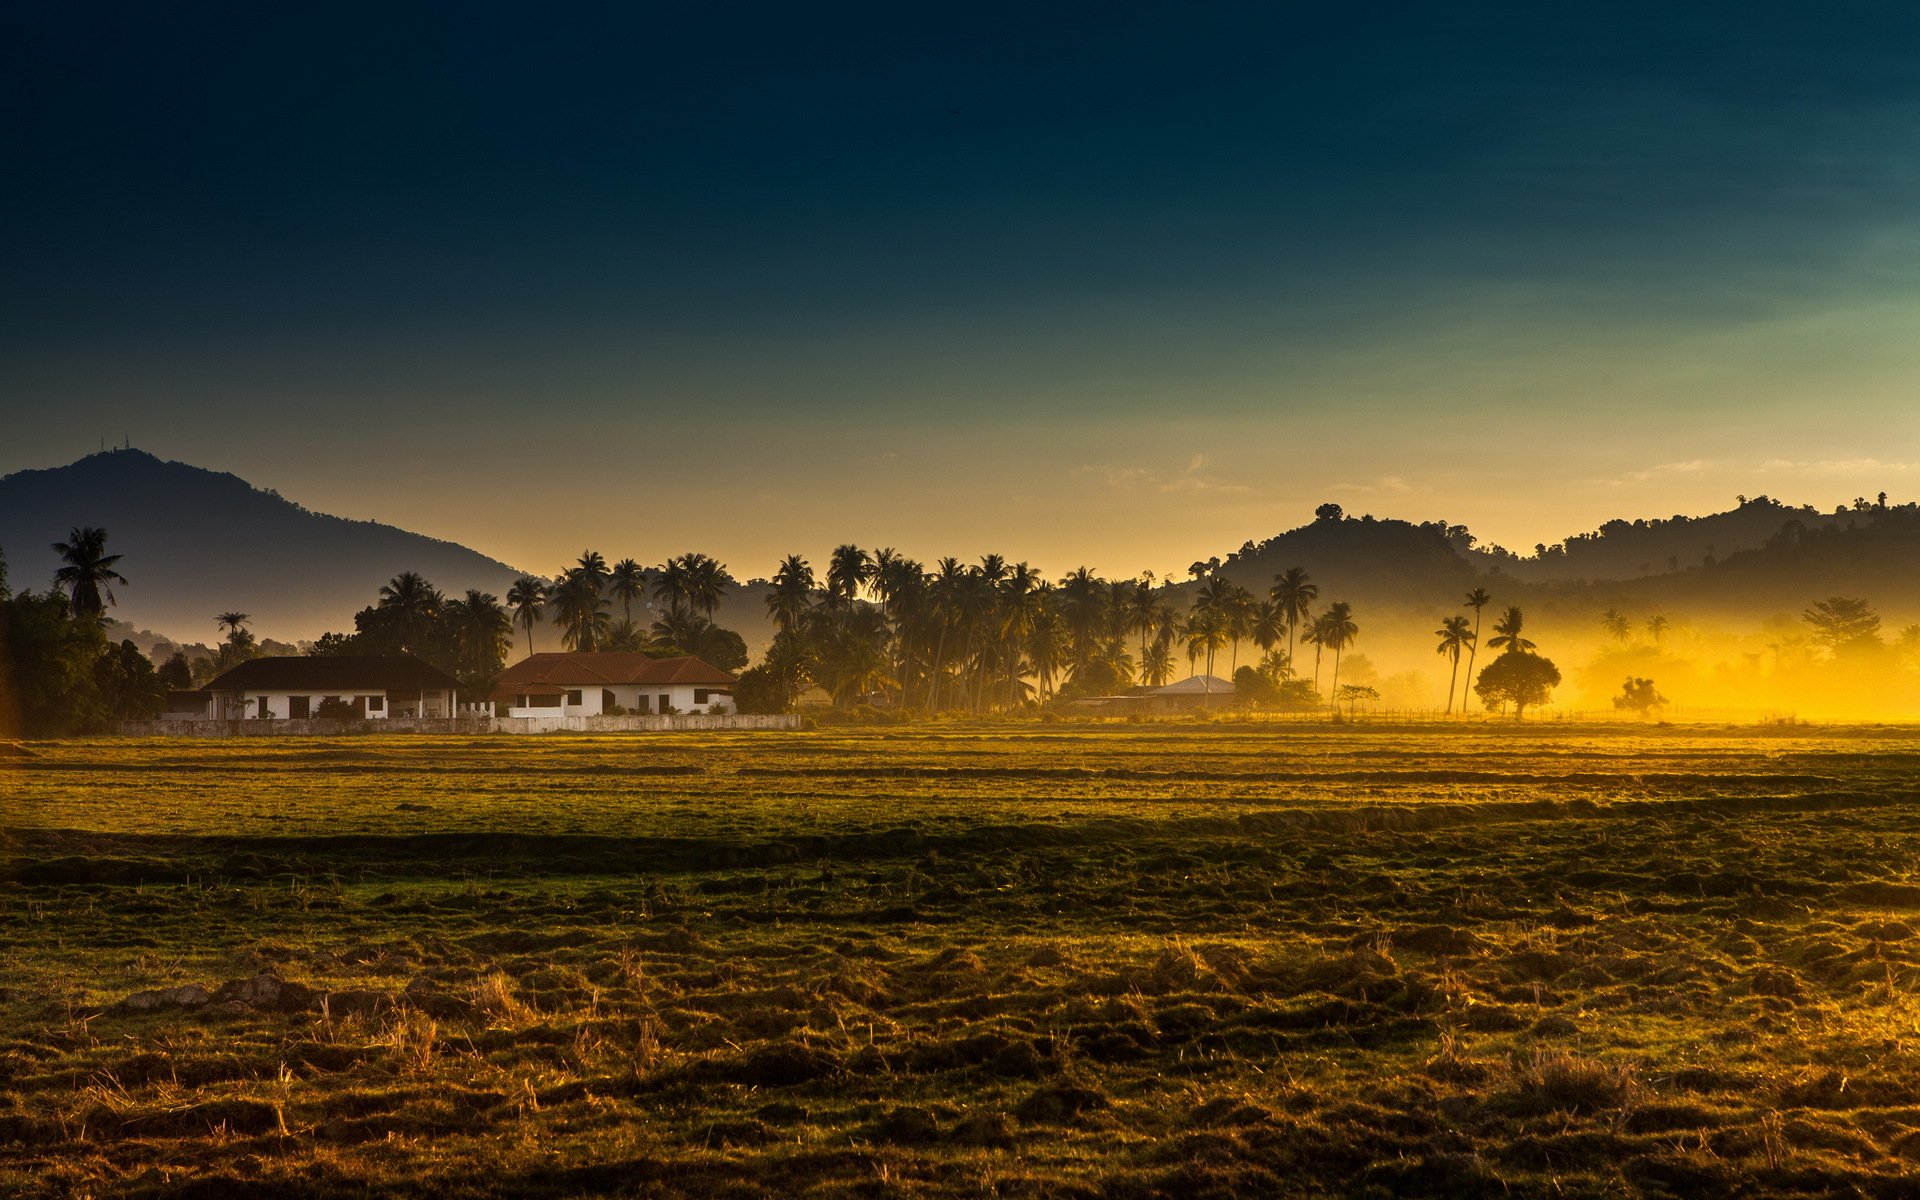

{"left": 1475, "top": 651, "right": 1561, "bottom": 720}
{"left": 1614, "top": 676, "right": 1667, "bottom": 716}
{"left": 1461, "top": 587, "right": 1492, "bottom": 712}
{"left": 1435, "top": 615, "right": 1472, "bottom": 714}
{"left": 506, "top": 577, "right": 548, "bottom": 657}
{"left": 1802, "top": 597, "right": 1881, "bottom": 656}
{"left": 1487, "top": 606, "right": 1535, "bottom": 654}
{"left": 1270, "top": 567, "right": 1317, "bottom": 670}
{"left": 51, "top": 527, "right": 127, "bottom": 623}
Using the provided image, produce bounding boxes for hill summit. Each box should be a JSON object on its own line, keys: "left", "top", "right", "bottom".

{"left": 0, "top": 450, "right": 527, "bottom": 642}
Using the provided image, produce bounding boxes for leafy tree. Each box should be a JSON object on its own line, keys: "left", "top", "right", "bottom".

{"left": 156, "top": 652, "right": 195, "bottom": 690}
{"left": 1334, "top": 683, "right": 1379, "bottom": 717}
{"left": 1802, "top": 597, "right": 1881, "bottom": 656}
{"left": 314, "top": 696, "right": 362, "bottom": 721}
{"left": 51, "top": 527, "right": 127, "bottom": 623}
{"left": 1613, "top": 676, "right": 1667, "bottom": 716}
{"left": 0, "top": 589, "right": 111, "bottom": 735}
{"left": 1474, "top": 651, "right": 1562, "bottom": 720}
{"left": 94, "top": 639, "right": 165, "bottom": 720}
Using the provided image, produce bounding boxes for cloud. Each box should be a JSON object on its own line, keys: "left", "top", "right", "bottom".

{"left": 1330, "top": 474, "right": 1424, "bottom": 495}
{"left": 1756, "top": 457, "right": 1919, "bottom": 475}
{"left": 1077, "top": 454, "right": 1253, "bottom": 496}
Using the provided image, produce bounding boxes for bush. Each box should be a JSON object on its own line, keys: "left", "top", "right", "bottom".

{"left": 313, "top": 697, "right": 362, "bottom": 722}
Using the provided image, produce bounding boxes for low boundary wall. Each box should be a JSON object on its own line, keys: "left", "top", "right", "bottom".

{"left": 121, "top": 714, "right": 802, "bottom": 737}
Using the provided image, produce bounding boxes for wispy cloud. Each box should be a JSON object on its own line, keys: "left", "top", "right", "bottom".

{"left": 1330, "top": 474, "right": 1424, "bottom": 495}
{"left": 1077, "top": 454, "right": 1253, "bottom": 496}
{"left": 1756, "top": 457, "right": 1919, "bottom": 475}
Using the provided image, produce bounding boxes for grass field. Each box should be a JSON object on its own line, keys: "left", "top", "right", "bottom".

{"left": 7, "top": 723, "right": 1920, "bottom": 1197}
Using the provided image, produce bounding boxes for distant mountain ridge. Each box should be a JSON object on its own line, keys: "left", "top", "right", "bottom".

{"left": 1, "top": 451, "right": 1914, "bottom": 648}
{"left": 0, "top": 450, "right": 528, "bottom": 643}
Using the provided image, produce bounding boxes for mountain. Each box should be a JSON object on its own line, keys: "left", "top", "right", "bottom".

{"left": 0, "top": 450, "right": 528, "bottom": 643}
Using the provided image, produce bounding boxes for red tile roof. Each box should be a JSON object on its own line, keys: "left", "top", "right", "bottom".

{"left": 491, "top": 653, "right": 736, "bottom": 698}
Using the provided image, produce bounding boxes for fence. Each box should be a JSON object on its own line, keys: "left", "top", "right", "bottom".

{"left": 120, "top": 713, "right": 803, "bottom": 737}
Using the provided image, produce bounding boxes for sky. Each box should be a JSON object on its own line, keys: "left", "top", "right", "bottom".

{"left": 5, "top": 2, "right": 1919, "bottom": 580}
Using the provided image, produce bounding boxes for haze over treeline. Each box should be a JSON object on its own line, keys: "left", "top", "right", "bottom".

{"left": 4, "top": 449, "right": 1918, "bottom": 719}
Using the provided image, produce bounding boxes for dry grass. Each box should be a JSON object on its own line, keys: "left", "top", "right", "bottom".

{"left": 4, "top": 723, "right": 1920, "bottom": 1196}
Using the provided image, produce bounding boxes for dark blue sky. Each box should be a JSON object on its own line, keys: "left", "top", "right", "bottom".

{"left": 5, "top": 2, "right": 1918, "bottom": 574}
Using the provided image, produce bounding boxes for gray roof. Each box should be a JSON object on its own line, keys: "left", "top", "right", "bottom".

{"left": 1150, "top": 674, "right": 1236, "bottom": 695}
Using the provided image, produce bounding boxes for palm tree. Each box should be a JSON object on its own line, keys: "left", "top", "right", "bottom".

{"left": 826, "top": 544, "right": 874, "bottom": 607}
{"left": 766, "top": 555, "right": 816, "bottom": 633}
{"left": 678, "top": 553, "right": 729, "bottom": 621}
{"left": 609, "top": 559, "right": 647, "bottom": 625}
{"left": 52, "top": 527, "right": 127, "bottom": 621}
{"left": 377, "top": 572, "right": 442, "bottom": 652}
{"left": 1435, "top": 615, "right": 1473, "bottom": 715}
{"left": 1125, "top": 580, "right": 1157, "bottom": 671}
{"left": 213, "top": 611, "right": 258, "bottom": 670}
{"left": 652, "top": 556, "right": 690, "bottom": 617}
{"left": 1141, "top": 638, "right": 1175, "bottom": 688}
{"left": 576, "top": 550, "right": 610, "bottom": 593}
{"left": 1302, "top": 613, "right": 1329, "bottom": 690}
{"left": 1270, "top": 568, "right": 1317, "bottom": 669}
{"left": 1647, "top": 614, "right": 1670, "bottom": 649}
{"left": 506, "top": 577, "right": 547, "bottom": 657}
{"left": 447, "top": 590, "right": 512, "bottom": 684}
{"left": 998, "top": 562, "right": 1044, "bottom": 711}
{"left": 1601, "top": 609, "right": 1632, "bottom": 643}
{"left": 1320, "top": 601, "right": 1358, "bottom": 703}
{"left": 1487, "top": 606, "right": 1536, "bottom": 654}
{"left": 1461, "top": 587, "right": 1492, "bottom": 712}
{"left": 1250, "top": 601, "right": 1284, "bottom": 660}
{"left": 552, "top": 569, "right": 611, "bottom": 652}
{"left": 1184, "top": 609, "right": 1228, "bottom": 691}
{"left": 1223, "top": 586, "right": 1255, "bottom": 675}
{"left": 1026, "top": 592, "right": 1069, "bottom": 702}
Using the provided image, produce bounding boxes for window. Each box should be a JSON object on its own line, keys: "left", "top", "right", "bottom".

{"left": 366, "top": 695, "right": 385, "bottom": 712}
{"left": 288, "top": 695, "right": 310, "bottom": 719}
{"left": 529, "top": 694, "right": 562, "bottom": 708}
{"left": 693, "top": 690, "right": 709, "bottom": 705}
{"left": 566, "top": 690, "right": 583, "bottom": 705}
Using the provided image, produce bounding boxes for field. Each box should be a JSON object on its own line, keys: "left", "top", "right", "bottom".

{"left": 7, "top": 723, "right": 1920, "bottom": 1198}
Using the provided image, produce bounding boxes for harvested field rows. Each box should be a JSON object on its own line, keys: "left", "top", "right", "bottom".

{"left": 6, "top": 724, "right": 1920, "bottom": 1197}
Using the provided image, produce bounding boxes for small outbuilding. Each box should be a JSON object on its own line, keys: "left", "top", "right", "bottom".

{"left": 202, "top": 655, "right": 460, "bottom": 720}
{"left": 491, "top": 653, "right": 737, "bottom": 717}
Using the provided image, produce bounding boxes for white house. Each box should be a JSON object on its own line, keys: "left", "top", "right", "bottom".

{"left": 200, "top": 655, "right": 460, "bottom": 720}
{"left": 491, "top": 652, "right": 737, "bottom": 717}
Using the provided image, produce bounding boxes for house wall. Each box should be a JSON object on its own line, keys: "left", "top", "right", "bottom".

{"left": 504, "top": 683, "right": 732, "bottom": 719}
{"left": 212, "top": 688, "right": 458, "bottom": 720}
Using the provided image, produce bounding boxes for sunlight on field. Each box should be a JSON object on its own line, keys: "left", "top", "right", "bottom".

{"left": 6, "top": 725, "right": 1920, "bottom": 1196}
